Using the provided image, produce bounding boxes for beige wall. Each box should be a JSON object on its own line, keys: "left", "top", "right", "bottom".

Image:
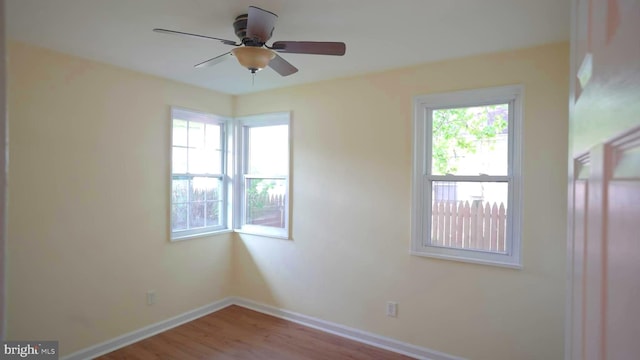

{"left": 7, "top": 41, "right": 568, "bottom": 359}
{"left": 7, "top": 42, "right": 234, "bottom": 355}
{"left": 234, "top": 43, "right": 569, "bottom": 360}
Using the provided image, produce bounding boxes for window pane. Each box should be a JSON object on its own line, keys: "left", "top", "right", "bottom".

{"left": 190, "top": 177, "right": 207, "bottom": 202}
{"left": 189, "top": 121, "right": 205, "bottom": 149}
{"left": 171, "top": 203, "right": 188, "bottom": 231}
{"left": 205, "top": 124, "right": 223, "bottom": 174}
{"left": 430, "top": 181, "right": 508, "bottom": 253}
{"left": 188, "top": 146, "right": 221, "bottom": 175}
{"left": 203, "top": 150, "right": 222, "bottom": 174}
{"left": 173, "top": 119, "right": 188, "bottom": 147}
{"left": 172, "top": 147, "right": 187, "bottom": 173}
{"left": 245, "top": 178, "right": 286, "bottom": 228}
{"left": 205, "top": 124, "right": 221, "bottom": 150}
{"left": 206, "top": 201, "right": 221, "bottom": 227}
{"left": 431, "top": 104, "right": 508, "bottom": 176}
{"left": 248, "top": 125, "right": 288, "bottom": 175}
{"left": 188, "top": 148, "right": 205, "bottom": 174}
{"left": 172, "top": 179, "right": 189, "bottom": 203}
{"left": 188, "top": 121, "right": 205, "bottom": 174}
{"left": 204, "top": 177, "right": 221, "bottom": 201}
{"left": 190, "top": 176, "right": 221, "bottom": 202}
{"left": 189, "top": 202, "right": 205, "bottom": 228}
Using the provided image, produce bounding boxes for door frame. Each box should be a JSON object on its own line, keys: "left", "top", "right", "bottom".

{"left": 1, "top": 0, "right": 7, "bottom": 340}
{"left": 566, "top": 0, "right": 580, "bottom": 358}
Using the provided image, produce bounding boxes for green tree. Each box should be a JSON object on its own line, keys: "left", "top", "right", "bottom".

{"left": 247, "top": 179, "right": 275, "bottom": 206}
{"left": 432, "top": 105, "right": 507, "bottom": 174}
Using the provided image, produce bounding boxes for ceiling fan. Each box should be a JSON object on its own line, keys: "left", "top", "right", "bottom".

{"left": 153, "top": 6, "right": 347, "bottom": 77}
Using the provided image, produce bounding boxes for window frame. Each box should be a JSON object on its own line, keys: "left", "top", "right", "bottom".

{"left": 170, "top": 107, "right": 232, "bottom": 241}
{"left": 411, "top": 85, "right": 524, "bottom": 268}
{"left": 234, "top": 112, "right": 291, "bottom": 239}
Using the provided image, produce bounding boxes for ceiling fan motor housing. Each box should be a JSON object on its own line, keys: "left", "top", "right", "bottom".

{"left": 233, "top": 13, "right": 273, "bottom": 47}
{"left": 233, "top": 14, "right": 248, "bottom": 40}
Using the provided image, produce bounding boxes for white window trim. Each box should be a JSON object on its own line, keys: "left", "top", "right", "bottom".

{"left": 411, "top": 85, "right": 524, "bottom": 269}
{"left": 234, "top": 112, "right": 291, "bottom": 239}
{"left": 170, "top": 107, "right": 233, "bottom": 241}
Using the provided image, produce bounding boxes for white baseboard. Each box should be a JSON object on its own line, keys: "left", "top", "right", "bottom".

{"left": 231, "top": 297, "right": 464, "bottom": 360}
{"left": 61, "top": 297, "right": 235, "bottom": 360}
{"left": 62, "top": 296, "right": 463, "bottom": 360}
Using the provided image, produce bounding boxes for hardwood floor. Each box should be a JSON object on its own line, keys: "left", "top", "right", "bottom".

{"left": 98, "top": 305, "right": 414, "bottom": 359}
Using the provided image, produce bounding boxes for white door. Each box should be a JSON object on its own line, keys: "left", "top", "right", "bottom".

{"left": 568, "top": 0, "right": 640, "bottom": 359}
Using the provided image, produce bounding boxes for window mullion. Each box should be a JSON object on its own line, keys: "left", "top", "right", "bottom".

{"left": 185, "top": 120, "right": 191, "bottom": 231}
{"left": 426, "top": 175, "right": 510, "bottom": 182}
{"left": 244, "top": 174, "right": 286, "bottom": 180}
{"left": 184, "top": 173, "right": 224, "bottom": 178}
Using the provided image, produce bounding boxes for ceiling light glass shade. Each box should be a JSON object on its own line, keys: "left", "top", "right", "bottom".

{"left": 231, "top": 47, "right": 275, "bottom": 72}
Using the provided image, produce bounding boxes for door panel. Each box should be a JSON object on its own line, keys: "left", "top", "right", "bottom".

{"left": 605, "top": 130, "right": 640, "bottom": 359}
{"left": 569, "top": 0, "right": 640, "bottom": 359}
{"left": 583, "top": 146, "right": 606, "bottom": 360}
{"left": 572, "top": 156, "right": 589, "bottom": 360}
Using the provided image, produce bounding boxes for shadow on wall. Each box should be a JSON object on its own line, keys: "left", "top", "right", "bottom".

{"left": 232, "top": 233, "right": 277, "bottom": 305}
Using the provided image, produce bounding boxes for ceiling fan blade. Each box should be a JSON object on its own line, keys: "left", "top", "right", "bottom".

{"left": 268, "top": 54, "right": 298, "bottom": 77}
{"left": 246, "top": 6, "right": 278, "bottom": 43}
{"left": 194, "top": 52, "right": 232, "bottom": 68}
{"left": 153, "top": 28, "right": 238, "bottom": 46}
{"left": 272, "top": 41, "right": 346, "bottom": 56}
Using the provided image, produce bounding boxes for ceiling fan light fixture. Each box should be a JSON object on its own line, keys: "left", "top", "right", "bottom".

{"left": 154, "top": 6, "right": 346, "bottom": 77}
{"left": 231, "top": 47, "right": 275, "bottom": 73}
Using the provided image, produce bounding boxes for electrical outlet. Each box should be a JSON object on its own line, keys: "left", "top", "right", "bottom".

{"left": 386, "top": 301, "right": 398, "bottom": 317}
{"left": 147, "top": 291, "right": 156, "bottom": 306}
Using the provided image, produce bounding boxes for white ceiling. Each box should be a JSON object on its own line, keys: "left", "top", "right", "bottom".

{"left": 6, "top": 0, "right": 570, "bottom": 95}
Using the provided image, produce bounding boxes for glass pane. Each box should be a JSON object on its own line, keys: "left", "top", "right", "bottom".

{"left": 189, "top": 202, "right": 205, "bottom": 228}
{"left": 206, "top": 201, "right": 221, "bottom": 227}
{"left": 203, "top": 177, "right": 221, "bottom": 201}
{"left": 204, "top": 150, "right": 222, "bottom": 174}
{"left": 171, "top": 203, "right": 188, "bottom": 231}
{"left": 190, "top": 177, "right": 221, "bottom": 201}
{"left": 172, "top": 119, "right": 188, "bottom": 147}
{"left": 190, "top": 177, "right": 209, "bottom": 202}
{"left": 172, "top": 147, "right": 187, "bottom": 173}
{"left": 172, "top": 179, "right": 189, "bottom": 203}
{"left": 430, "top": 181, "right": 508, "bottom": 253}
{"left": 205, "top": 124, "right": 223, "bottom": 174}
{"left": 245, "top": 178, "right": 286, "bottom": 228}
{"left": 187, "top": 149, "right": 221, "bottom": 175}
{"left": 247, "top": 125, "right": 288, "bottom": 175}
{"left": 188, "top": 148, "right": 205, "bottom": 174}
{"left": 205, "top": 124, "right": 221, "bottom": 150}
{"left": 431, "top": 104, "right": 509, "bottom": 175}
{"left": 189, "top": 121, "right": 205, "bottom": 149}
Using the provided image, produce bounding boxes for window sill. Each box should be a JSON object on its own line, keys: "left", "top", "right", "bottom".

{"left": 410, "top": 250, "right": 523, "bottom": 270}
{"left": 235, "top": 229, "right": 290, "bottom": 240}
{"left": 171, "top": 229, "right": 233, "bottom": 242}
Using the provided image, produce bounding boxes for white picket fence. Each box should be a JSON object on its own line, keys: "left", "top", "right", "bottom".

{"left": 431, "top": 200, "right": 507, "bottom": 252}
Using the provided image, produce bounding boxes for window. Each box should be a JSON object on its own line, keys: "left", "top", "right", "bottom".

{"left": 169, "top": 109, "right": 290, "bottom": 240}
{"left": 235, "top": 113, "right": 290, "bottom": 238}
{"left": 171, "top": 108, "right": 229, "bottom": 240}
{"left": 412, "top": 85, "right": 523, "bottom": 268}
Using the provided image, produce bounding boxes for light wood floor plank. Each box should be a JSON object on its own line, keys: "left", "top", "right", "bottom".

{"left": 97, "top": 305, "right": 413, "bottom": 359}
